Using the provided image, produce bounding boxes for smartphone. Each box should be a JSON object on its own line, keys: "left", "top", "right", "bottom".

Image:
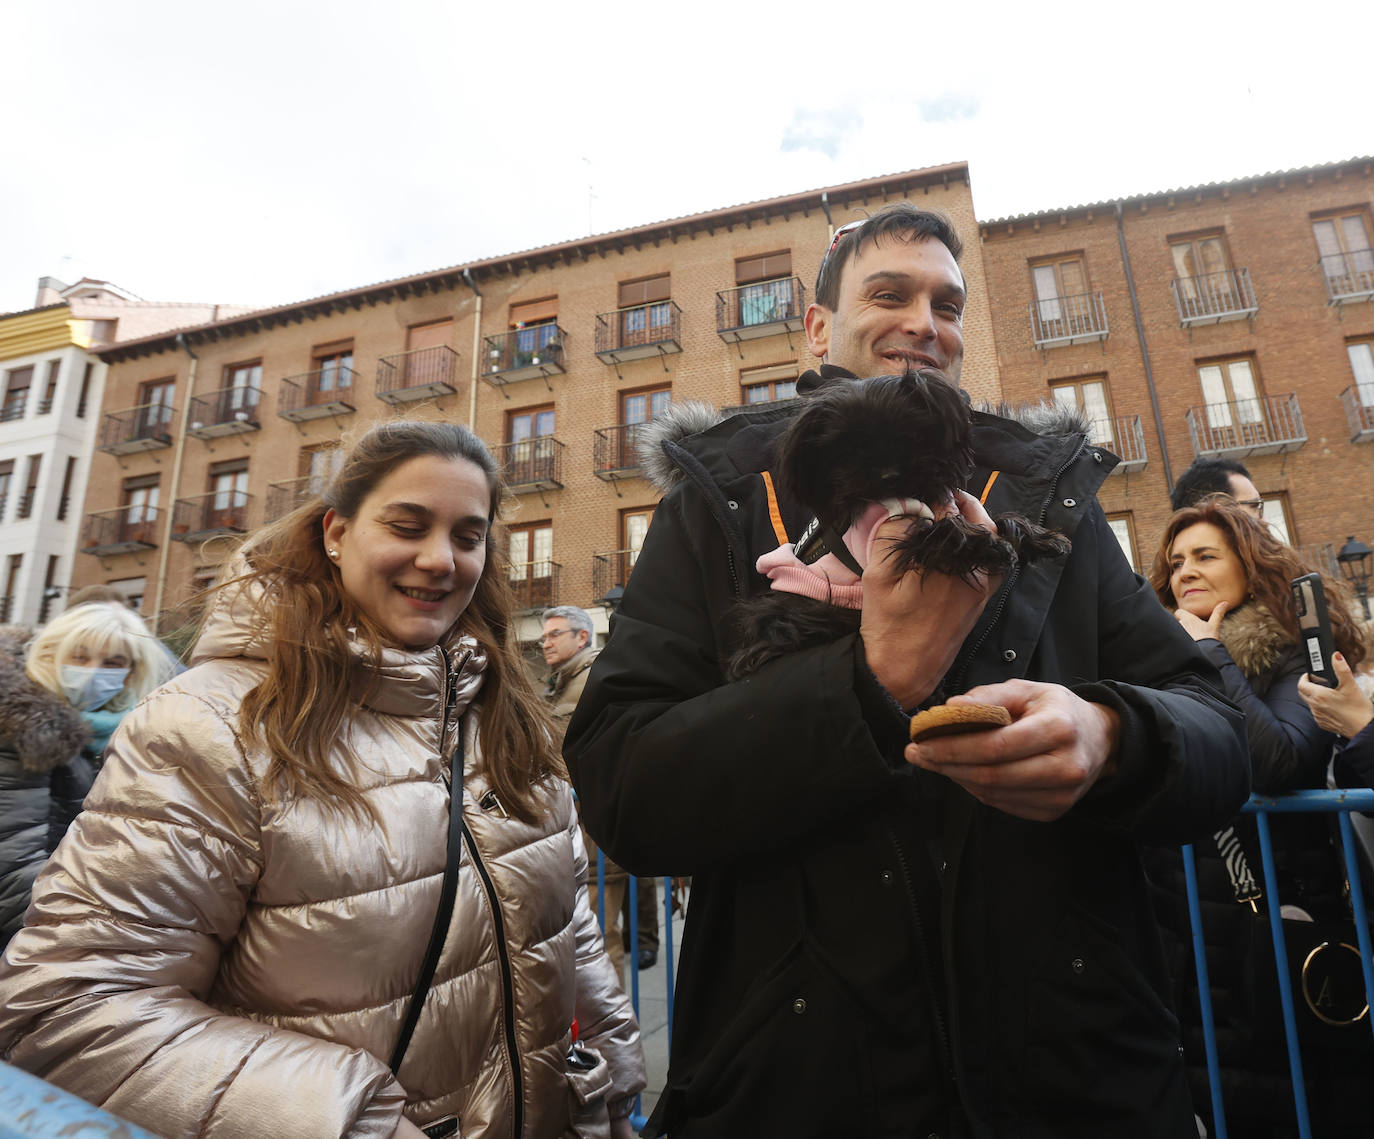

{"left": 1291, "top": 573, "right": 1337, "bottom": 687}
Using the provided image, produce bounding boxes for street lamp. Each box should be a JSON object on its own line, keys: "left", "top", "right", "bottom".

{"left": 1336, "top": 535, "right": 1372, "bottom": 622}
{"left": 598, "top": 584, "right": 625, "bottom": 613}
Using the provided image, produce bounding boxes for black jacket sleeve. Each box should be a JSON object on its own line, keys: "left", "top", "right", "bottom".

{"left": 564, "top": 484, "right": 909, "bottom": 876}
{"left": 1199, "top": 640, "right": 1333, "bottom": 793}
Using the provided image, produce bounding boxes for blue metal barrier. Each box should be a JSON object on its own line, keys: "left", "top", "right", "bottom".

{"left": 0, "top": 1060, "right": 157, "bottom": 1138}
{"left": 1183, "top": 789, "right": 1374, "bottom": 1139}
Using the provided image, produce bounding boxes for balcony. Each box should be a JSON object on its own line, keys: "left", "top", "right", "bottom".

{"left": 170, "top": 492, "right": 252, "bottom": 542}
{"left": 493, "top": 437, "right": 564, "bottom": 493}
{"left": 717, "top": 278, "right": 805, "bottom": 345}
{"left": 1030, "top": 291, "right": 1109, "bottom": 348}
{"left": 1320, "top": 251, "right": 1374, "bottom": 307}
{"left": 1341, "top": 385, "right": 1374, "bottom": 443}
{"left": 593, "top": 423, "right": 648, "bottom": 481}
{"left": 592, "top": 549, "right": 638, "bottom": 602}
{"left": 187, "top": 387, "right": 262, "bottom": 440}
{"left": 482, "top": 327, "right": 567, "bottom": 387}
{"left": 1, "top": 393, "right": 27, "bottom": 422}
{"left": 1185, "top": 393, "right": 1306, "bottom": 459}
{"left": 1085, "top": 415, "right": 1147, "bottom": 474}
{"left": 0, "top": 595, "right": 11, "bottom": 623}
{"left": 508, "top": 559, "right": 559, "bottom": 612}
{"left": 595, "top": 302, "right": 683, "bottom": 365}
{"left": 265, "top": 477, "right": 323, "bottom": 522}
{"left": 98, "top": 402, "right": 174, "bottom": 455}
{"left": 376, "top": 345, "right": 460, "bottom": 404}
{"left": 81, "top": 507, "right": 160, "bottom": 557}
{"left": 278, "top": 367, "right": 357, "bottom": 422}
{"left": 1171, "top": 268, "right": 1258, "bottom": 326}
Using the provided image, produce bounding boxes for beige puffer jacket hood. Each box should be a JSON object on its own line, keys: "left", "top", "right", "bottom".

{"left": 0, "top": 580, "right": 644, "bottom": 1138}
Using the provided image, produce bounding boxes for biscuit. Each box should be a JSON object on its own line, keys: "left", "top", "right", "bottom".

{"left": 909, "top": 702, "right": 1012, "bottom": 742}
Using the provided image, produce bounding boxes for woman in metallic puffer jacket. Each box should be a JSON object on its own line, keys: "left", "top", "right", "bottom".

{"left": 0, "top": 421, "right": 645, "bottom": 1139}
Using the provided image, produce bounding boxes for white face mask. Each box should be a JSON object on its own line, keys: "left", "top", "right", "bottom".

{"left": 59, "top": 664, "right": 130, "bottom": 712}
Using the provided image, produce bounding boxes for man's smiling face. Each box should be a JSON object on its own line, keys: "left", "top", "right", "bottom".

{"left": 804, "top": 233, "right": 966, "bottom": 383}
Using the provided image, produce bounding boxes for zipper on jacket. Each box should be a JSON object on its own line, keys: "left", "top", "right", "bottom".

{"left": 462, "top": 825, "right": 525, "bottom": 1137}
{"left": 886, "top": 826, "right": 958, "bottom": 1097}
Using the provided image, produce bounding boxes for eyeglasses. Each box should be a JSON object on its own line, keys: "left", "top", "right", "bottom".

{"left": 1234, "top": 498, "right": 1264, "bottom": 513}
{"left": 819, "top": 219, "right": 868, "bottom": 278}
{"left": 538, "top": 629, "right": 575, "bottom": 647}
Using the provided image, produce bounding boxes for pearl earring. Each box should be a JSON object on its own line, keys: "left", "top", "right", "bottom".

{"left": 328, "top": 549, "right": 340, "bottom": 560}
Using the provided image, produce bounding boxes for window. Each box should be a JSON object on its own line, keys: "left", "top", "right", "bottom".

{"left": 1106, "top": 514, "right": 1138, "bottom": 572}
{"left": 508, "top": 405, "right": 555, "bottom": 442}
{"left": 622, "top": 386, "right": 671, "bottom": 426}
{"left": 508, "top": 299, "right": 560, "bottom": 366}
{"left": 1170, "top": 232, "right": 1242, "bottom": 314}
{"left": 56, "top": 455, "right": 77, "bottom": 521}
{"left": 1312, "top": 210, "right": 1374, "bottom": 296}
{"left": 1348, "top": 339, "right": 1374, "bottom": 410}
{"left": 735, "top": 251, "right": 795, "bottom": 326}
{"left": 223, "top": 361, "right": 262, "bottom": 416}
{"left": 76, "top": 362, "right": 94, "bottom": 418}
{"left": 618, "top": 275, "right": 672, "bottom": 346}
{"left": 122, "top": 474, "right": 160, "bottom": 542}
{"left": 299, "top": 444, "right": 345, "bottom": 495}
{"left": 18, "top": 454, "right": 41, "bottom": 519}
{"left": 1197, "top": 357, "right": 1263, "bottom": 429}
{"left": 1260, "top": 494, "right": 1293, "bottom": 546}
{"left": 1031, "top": 256, "right": 1089, "bottom": 322}
{"left": 1, "top": 555, "right": 21, "bottom": 623}
{"left": 0, "top": 459, "right": 12, "bottom": 521}
{"left": 507, "top": 521, "right": 554, "bottom": 609}
{"left": 1170, "top": 233, "right": 1231, "bottom": 282}
{"left": 622, "top": 507, "right": 656, "bottom": 569}
{"left": 312, "top": 340, "right": 354, "bottom": 394}
{"left": 2, "top": 366, "right": 33, "bottom": 421}
{"left": 137, "top": 378, "right": 176, "bottom": 438}
{"left": 38, "top": 360, "right": 61, "bottom": 414}
{"left": 209, "top": 458, "right": 249, "bottom": 511}
{"left": 38, "top": 555, "right": 60, "bottom": 624}
{"left": 741, "top": 363, "right": 799, "bottom": 405}
{"left": 1050, "top": 377, "right": 1114, "bottom": 447}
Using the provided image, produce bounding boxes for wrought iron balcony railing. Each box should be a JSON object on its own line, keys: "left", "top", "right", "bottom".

{"left": 1171, "top": 268, "right": 1258, "bottom": 325}
{"left": 17, "top": 490, "right": 36, "bottom": 519}
{"left": 592, "top": 549, "right": 640, "bottom": 602}
{"left": 1185, "top": 393, "right": 1306, "bottom": 459}
{"left": 1029, "top": 291, "right": 1109, "bottom": 348}
{"left": 0, "top": 595, "right": 12, "bottom": 623}
{"left": 187, "top": 386, "right": 262, "bottom": 439}
{"left": 1, "top": 393, "right": 28, "bottom": 421}
{"left": 595, "top": 302, "right": 683, "bottom": 363}
{"left": 1296, "top": 542, "right": 1339, "bottom": 578}
{"left": 376, "top": 345, "right": 460, "bottom": 404}
{"left": 1320, "top": 250, "right": 1374, "bottom": 306}
{"left": 265, "top": 477, "right": 325, "bottom": 522}
{"left": 716, "top": 278, "right": 805, "bottom": 343}
{"left": 1340, "top": 384, "right": 1374, "bottom": 443}
{"left": 170, "top": 491, "right": 252, "bottom": 542}
{"left": 1084, "top": 414, "right": 1147, "bottom": 474}
{"left": 493, "top": 437, "right": 564, "bottom": 493}
{"left": 98, "top": 402, "right": 175, "bottom": 454}
{"left": 507, "top": 559, "right": 559, "bottom": 612}
{"left": 593, "top": 423, "right": 650, "bottom": 480}
{"left": 278, "top": 367, "right": 358, "bottom": 421}
{"left": 482, "top": 327, "right": 567, "bottom": 386}
{"left": 81, "top": 507, "right": 160, "bottom": 556}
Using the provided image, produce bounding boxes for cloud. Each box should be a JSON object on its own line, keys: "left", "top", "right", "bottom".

{"left": 918, "top": 93, "right": 980, "bottom": 123}
{"left": 780, "top": 106, "right": 863, "bottom": 160}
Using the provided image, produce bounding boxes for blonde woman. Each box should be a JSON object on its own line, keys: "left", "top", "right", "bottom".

{"left": 0, "top": 421, "right": 644, "bottom": 1138}
{"left": 1, "top": 603, "right": 169, "bottom": 945}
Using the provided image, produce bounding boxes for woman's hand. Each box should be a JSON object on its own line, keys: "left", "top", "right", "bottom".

{"left": 392, "top": 1117, "right": 428, "bottom": 1138}
{"left": 1175, "top": 600, "right": 1228, "bottom": 642}
{"left": 1298, "top": 652, "right": 1374, "bottom": 739}
{"left": 610, "top": 1115, "right": 636, "bottom": 1139}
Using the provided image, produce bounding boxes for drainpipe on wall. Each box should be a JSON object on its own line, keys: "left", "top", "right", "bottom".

{"left": 151, "top": 333, "right": 197, "bottom": 632}
{"left": 820, "top": 190, "right": 834, "bottom": 233}
{"left": 1115, "top": 201, "right": 1175, "bottom": 491}
{"left": 463, "top": 269, "right": 482, "bottom": 429}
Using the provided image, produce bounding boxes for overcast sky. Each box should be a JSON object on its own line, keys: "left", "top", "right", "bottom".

{"left": 4, "top": 0, "right": 1370, "bottom": 316}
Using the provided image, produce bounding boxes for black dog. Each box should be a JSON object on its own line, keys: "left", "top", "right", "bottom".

{"left": 726, "top": 370, "right": 1070, "bottom": 680}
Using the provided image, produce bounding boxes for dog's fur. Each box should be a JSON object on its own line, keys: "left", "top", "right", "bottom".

{"left": 726, "top": 370, "right": 1071, "bottom": 680}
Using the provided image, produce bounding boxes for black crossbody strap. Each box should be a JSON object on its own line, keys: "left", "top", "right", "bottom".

{"left": 390, "top": 723, "right": 466, "bottom": 1075}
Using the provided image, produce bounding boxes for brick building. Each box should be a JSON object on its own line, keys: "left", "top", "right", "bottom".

{"left": 979, "top": 155, "right": 1374, "bottom": 581}
{"left": 76, "top": 164, "right": 989, "bottom": 638}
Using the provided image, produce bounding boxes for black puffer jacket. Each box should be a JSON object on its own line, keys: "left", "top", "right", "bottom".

{"left": 566, "top": 370, "right": 1250, "bottom": 1139}
{"left": 0, "top": 626, "right": 92, "bottom": 945}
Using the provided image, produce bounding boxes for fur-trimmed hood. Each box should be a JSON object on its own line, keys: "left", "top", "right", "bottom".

{"left": 1214, "top": 602, "right": 1297, "bottom": 679}
{"left": 634, "top": 369, "right": 1094, "bottom": 493}
{"left": 0, "top": 625, "right": 91, "bottom": 775}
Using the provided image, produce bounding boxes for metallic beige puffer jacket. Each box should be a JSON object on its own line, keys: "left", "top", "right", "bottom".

{"left": 0, "top": 584, "right": 644, "bottom": 1138}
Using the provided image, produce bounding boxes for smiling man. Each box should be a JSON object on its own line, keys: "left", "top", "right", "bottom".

{"left": 566, "top": 203, "right": 1249, "bottom": 1138}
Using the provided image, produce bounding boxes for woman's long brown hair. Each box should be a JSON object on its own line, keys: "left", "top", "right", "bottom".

{"left": 228, "top": 421, "right": 560, "bottom": 823}
{"left": 1147, "top": 498, "right": 1367, "bottom": 668}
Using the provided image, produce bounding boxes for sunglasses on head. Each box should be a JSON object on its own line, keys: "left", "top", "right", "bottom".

{"left": 820, "top": 218, "right": 868, "bottom": 277}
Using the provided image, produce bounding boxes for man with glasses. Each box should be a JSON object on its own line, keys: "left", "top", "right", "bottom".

{"left": 1170, "top": 455, "right": 1263, "bottom": 517}
{"left": 567, "top": 203, "right": 1248, "bottom": 1138}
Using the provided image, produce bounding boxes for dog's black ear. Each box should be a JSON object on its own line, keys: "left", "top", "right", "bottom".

{"left": 993, "top": 515, "right": 1072, "bottom": 564}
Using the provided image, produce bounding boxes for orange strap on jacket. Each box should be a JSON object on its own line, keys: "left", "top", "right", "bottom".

{"left": 979, "top": 471, "right": 1001, "bottom": 505}
{"left": 760, "top": 471, "right": 789, "bottom": 545}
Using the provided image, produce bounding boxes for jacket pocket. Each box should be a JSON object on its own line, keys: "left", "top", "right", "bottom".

{"left": 663, "top": 940, "right": 874, "bottom": 1138}
{"left": 563, "top": 1042, "right": 614, "bottom": 1139}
